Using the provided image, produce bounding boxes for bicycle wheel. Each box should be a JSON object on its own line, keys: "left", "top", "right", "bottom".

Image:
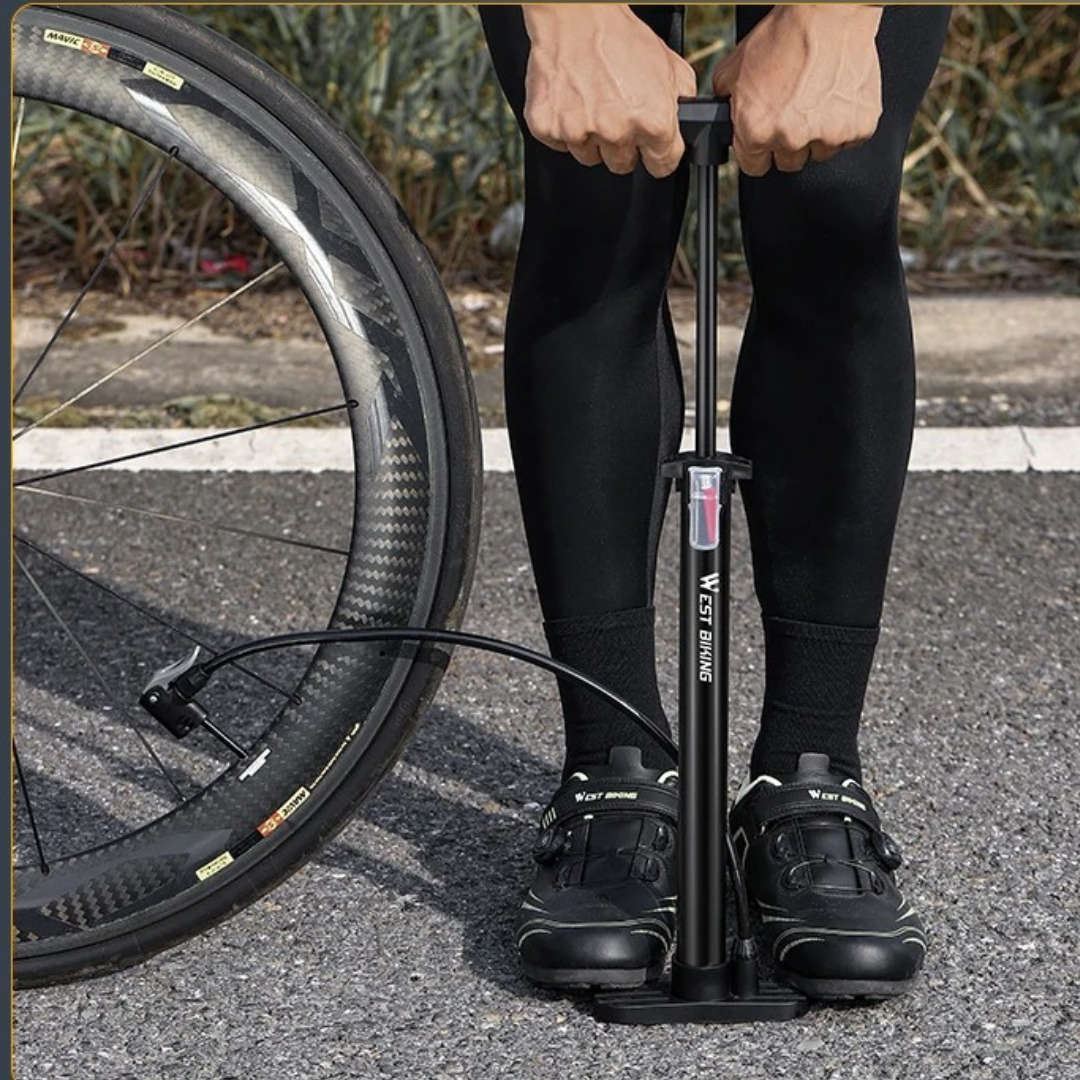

{"left": 12, "top": 4, "right": 482, "bottom": 986}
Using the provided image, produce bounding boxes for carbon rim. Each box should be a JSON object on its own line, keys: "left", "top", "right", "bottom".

{"left": 13, "top": 5, "right": 476, "bottom": 981}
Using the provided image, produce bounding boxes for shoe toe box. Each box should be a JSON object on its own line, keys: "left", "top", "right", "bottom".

{"left": 774, "top": 919, "right": 927, "bottom": 984}
{"left": 518, "top": 916, "right": 669, "bottom": 973}
{"left": 517, "top": 879, "right": 674, "bottom": 985}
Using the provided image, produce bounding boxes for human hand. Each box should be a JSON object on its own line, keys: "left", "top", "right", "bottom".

{"left": 521, "top": 4, "right": 698, "bottom": 178}
{"left": 712, "top": 4, "right": 884, "bottom": 177}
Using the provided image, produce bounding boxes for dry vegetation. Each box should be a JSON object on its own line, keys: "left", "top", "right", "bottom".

{"left": 13, "top": 5, "right": 1080, "bottom": 296}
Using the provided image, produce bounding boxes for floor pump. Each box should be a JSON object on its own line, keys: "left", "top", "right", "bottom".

{"left": 593, "top": 100, "right": 810, "bottom": 1024}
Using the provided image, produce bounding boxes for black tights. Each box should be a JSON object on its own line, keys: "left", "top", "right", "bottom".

{"left": 480, "top": 5, "right": 951, "bottom": 781}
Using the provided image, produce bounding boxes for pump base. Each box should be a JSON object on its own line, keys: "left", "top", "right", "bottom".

{"left": 593, "top": 982, "right": 809, "bottom": 1025}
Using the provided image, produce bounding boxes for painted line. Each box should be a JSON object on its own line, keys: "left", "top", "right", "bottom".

{"left": 13, "top": 428, "right": 357, "bottom": 474}
{"left": 12, "top": 426, "right": 1080, "bottom": 474}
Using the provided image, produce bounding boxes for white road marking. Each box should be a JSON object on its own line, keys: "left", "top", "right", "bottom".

{"left": 13, "top": 426, "right": 1080, "bottom": 474}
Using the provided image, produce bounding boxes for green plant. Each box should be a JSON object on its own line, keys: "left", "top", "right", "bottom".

{"left": 905, "top": 4, "right": 1080, "bottom": 265}
{"left": 13, "top": 5, "right": 1079, "bottom": 291}
{"left": 182, "top": 4, "right": 522, "bottom": 274}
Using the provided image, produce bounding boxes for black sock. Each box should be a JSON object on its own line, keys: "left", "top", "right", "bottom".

{"left": 750, "top": 616, "right": 880, "bottom": 783}
{"left": 543, "top": 606, "right": 675, "bottom": 780}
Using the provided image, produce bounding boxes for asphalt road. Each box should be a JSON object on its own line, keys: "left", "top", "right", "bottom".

{"left": 13, "top": 463, "right": 1080, "bottom": 1080}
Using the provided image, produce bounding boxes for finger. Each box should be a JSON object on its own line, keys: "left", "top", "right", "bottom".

{"left": 842, "top": 133, "right": 873, "bottom": 151}
{"left": 811, "top": 135, "right": 866, "bottom": 163}
{"left": 808, "top": 140, "right": 840, "bottom": 164}
{"left": 599, "top": 141, "right": 641, "bottom": 176}
{"left": 735, "top": 143, "right": 773, "bottom": 177}
{"left": 638, "top": 114, "right": 685, "bottom": 178}
{"left": 523, "top": 110, "right": 572, "bottom": 156}
{"left": 641, "top": 141, "right": 685, "bottom": 179}
{"left": 772, "top": 146, "right": 811, "bottom": 173}
{"left": 526, "top": 126, "right": 569, "bottom": 155}
{"left": 536, "top": 135, "right": 571, "bottom": 155}
{"left": 568, "top": 138, "right": 603, "bottom": 168}
{"left": 676, "top": 57, "right": 698, "bottom": 100}
{"left": 523, "top": 98, "right": 563, "bottom": 153}
{"left": 730, "top": 107, "right": 772, "bottom": 177}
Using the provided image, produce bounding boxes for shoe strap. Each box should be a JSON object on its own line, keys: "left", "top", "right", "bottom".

{"left": 740, "top": 781, "right": 882, "bottom": 837}
{"left": 540, "top": 778, "right": 679, "bottom": 831}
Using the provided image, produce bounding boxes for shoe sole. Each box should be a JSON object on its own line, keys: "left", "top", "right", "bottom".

{"left": 777, "top": 967, "right": 918, "bottom": 1001}
{"left": 522, "top": 960, "right": 665, "bottom": 991}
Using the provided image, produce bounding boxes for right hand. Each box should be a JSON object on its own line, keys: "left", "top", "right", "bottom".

{"left": 712, "top": 4, "right": 884, "bottom": 176}
{"left": 521, "top": 4, "right": 698, "bottom": 178}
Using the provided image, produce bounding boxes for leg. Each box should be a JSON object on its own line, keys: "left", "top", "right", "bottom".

{"left": 481, "top": 3, "right": 687, "bottom": 990}
{"left": 480, "top": 4, "right": 688, "bottom": 778}
{"left": 728, "top": 4, "right": 951, "bottom": 999}
{"left": 730, "top": 4, "right": 953, "bottom": 782}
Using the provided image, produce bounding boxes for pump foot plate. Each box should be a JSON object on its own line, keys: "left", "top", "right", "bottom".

{"left": 593, "top": 983, "right": 809, "bottom": 1025}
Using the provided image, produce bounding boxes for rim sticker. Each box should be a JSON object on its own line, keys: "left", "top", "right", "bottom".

{"left": 42, "top": 28, "right": 185, "bottom": 90}
{"left": 257, "top": 787, "right": 310, "bottom": 837}
{"left": 142, "top": 62, "right": 184, "bottom": 90}
{"left": 196, "top": 851, "right": 234, "bottom": 882}
{"left": 43, "top": 29, "right": 109, "bottom": 57}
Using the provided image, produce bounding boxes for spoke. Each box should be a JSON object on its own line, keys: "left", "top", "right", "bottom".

{"left": 201, "top": 720, "right": 248, "bottom": 759}
{"left": 13, "top": 740, "right": 50, "bottom": 875}
{"left": 14, "top": 260, "right": 285, "bottom": 435}
{"left": 18, "top": 485, "right": 349, "bottom": 557}
{"left": 14, "top": 399, "right": 354, "bottom": 486}
{"left": 14, "top": 533, "right": 295, "bottom": 700}
{"left": 13, "top": 149, "right": 178, "bottom": 409}
{"left": 12, "top": 97, "right": 26, "bottom": 170}
{"left": 15, "top": 551, "right": 186, "bottom": 804}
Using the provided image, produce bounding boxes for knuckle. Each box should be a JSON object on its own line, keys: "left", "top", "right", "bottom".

{"left": 601, "top": 143, "right": 636, "bottom": 172}
{"left": 738, "top": 108, "right": 772, "bottom": 149}
{"left": 742, "top": 124, "right": 771, "bottom": 151}
{"left": 776, "top": 130, "right": 805, "bottom": 154}
{"left": 594, "top": 121, "right": 628, "bottom": 146}
{"left": 644, "top": 151, "right": 678, "bottom": 179}
{"left": 735, "top": 145, "right": 769, "bottom": 177}
{"left": 564, "top": 125, "right": 590, "bottom": 148}
{"left": 639, "top": 113, "right": 670, "bottom": 141}
{"left": 523, "top": 97, "right": 546, "bottom": 125}
{"left": 525, "top": 107, "right": 557, "bottom": 142}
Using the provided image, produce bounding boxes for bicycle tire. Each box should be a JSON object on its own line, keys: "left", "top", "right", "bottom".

{"left": 13, "top": 4, "right": 482, "bottom": 987}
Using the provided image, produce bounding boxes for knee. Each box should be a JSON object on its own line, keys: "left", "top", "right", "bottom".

{"left": 515, "top": 138, "right": 686, "bottom": 289}
{"left": 741, "top": 149, "right": 904, "bottom": 312}
{"left": 512, "top": 169, "right": 683, "bottom": 328}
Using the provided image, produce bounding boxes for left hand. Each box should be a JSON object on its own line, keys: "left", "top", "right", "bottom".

{"left": 712, "top": 4, "right": 884, "bottom": 177}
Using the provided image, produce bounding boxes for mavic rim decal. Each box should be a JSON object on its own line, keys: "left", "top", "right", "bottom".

{"left": 43, "top": 27, "right": 185, "bottom": 90}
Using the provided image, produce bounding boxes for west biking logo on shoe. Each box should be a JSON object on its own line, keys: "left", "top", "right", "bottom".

{"left": 807, "top": 788, "right": 867, "bottom": 811}
{"left": 574, "top": 790, "right": 640, "bottom": 803}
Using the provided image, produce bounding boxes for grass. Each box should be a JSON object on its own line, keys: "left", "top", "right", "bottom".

{"left": 13, "top": 394, "right": 343, "bottom": 430}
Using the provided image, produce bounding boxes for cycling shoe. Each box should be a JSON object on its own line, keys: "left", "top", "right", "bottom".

{"left": 730, "top": 752, "right": 927, "bottom": 999}
{"left": 517, "top": 746, "right": 679, "bottom": 989}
